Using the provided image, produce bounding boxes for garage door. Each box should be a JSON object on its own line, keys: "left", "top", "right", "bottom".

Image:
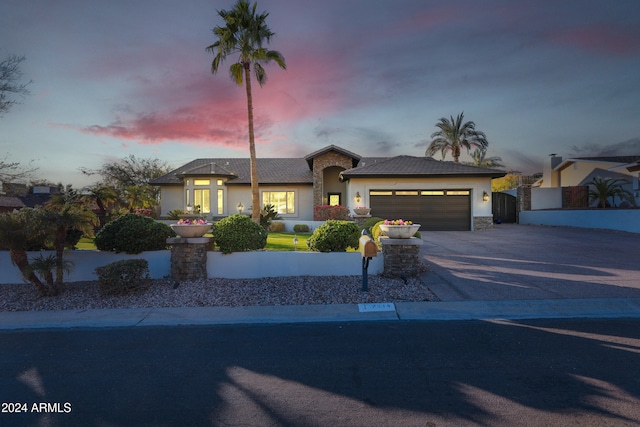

{"left": 369, "top": 190, "right": 471, "bottom": 231}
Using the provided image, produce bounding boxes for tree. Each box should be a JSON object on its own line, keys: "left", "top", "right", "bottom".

{"left": 465, "top": 147, "right": 504, "bottom": 169}
{"left": 0, "top": 154, "right": 38, "bottom": 183}
{"left": 207, "top": 0, "right": 286, "bottom": 222}
{"left": 426, "top": 112, "right": 488, "bottom": 163}
{"left": 0, "top": 54, "right": 31, "bottom": 116}
{"left": 81, "top": 184, "right": 119, "bottom": 228}
{"left": 80, "top": 155, "right": 170, "bottom": 212}
{"left": 586, "top": 176, "right": 636, "bottom": 208}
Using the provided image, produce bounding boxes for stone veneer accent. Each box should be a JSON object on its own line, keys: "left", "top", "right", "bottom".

{"left": 380, "top": 237, "right": 423, "bottom": 277}
{"left": 167, "top": 237, "right": 213, "bottom": 281}
{"left": 516, "top": 186, "right": 531, "bottom": 223}
{"left": 311, "top": 151, "right": 353, "bottom": 219}
{"left": 473, "top": 216, "right": 493, "bottom": 231}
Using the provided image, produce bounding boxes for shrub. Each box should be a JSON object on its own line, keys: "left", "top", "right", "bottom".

{"left": 362, "top": 216, "right": 384, "bottom": 235}
{"left": 269, "top": 221, "right": 285, "bottom": 232}
{"left": 313, "top": 205, "right": 351, "bottom": 221}
{"left": 293, "top": 224, "right": 309, "bottom": 233}
{"left": 213, "top": 214, "right": 268, "bottom": 254}
{"left": 94, "top": 213, "right": 175, "bottom": 254}
{"left": 95, "top": 259, "right": 150, "bottom": 295}
{"left": 371, "top": 220, "right": 385, "bottom": 243}
{"left": 167, "top": 209, "right": 184, "bottom": 220}
{"left": 306, "top": 220, "right": 360, "bottom": 252}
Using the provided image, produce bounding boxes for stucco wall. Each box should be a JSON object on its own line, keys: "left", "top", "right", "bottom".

{"left": 519, "top": 209, "right": 640, "bottom": 234}
{"left": 531, "top": 187, "right": 562, "bottom": 210}
{"left": 558, "top": 161, "right": 620, "bottom": 186}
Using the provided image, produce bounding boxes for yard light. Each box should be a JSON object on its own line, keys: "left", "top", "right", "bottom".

{"left": 186, "top": 204, "right": 193, "bottom": 213}
{"left": 293, "top": 235, "right": 298, "bottom": 251}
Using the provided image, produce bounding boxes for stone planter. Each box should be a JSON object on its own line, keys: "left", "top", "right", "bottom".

{"left": 170, "top": 224, "right": 212, "bottom": 238}
{"left": 379, "top": 224, "right": 420, "bottom": 239}
{"left": 353, "top": 207, "right": 371, "bottom": 215}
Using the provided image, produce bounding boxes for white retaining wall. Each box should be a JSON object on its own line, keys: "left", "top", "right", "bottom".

{"left": 519, "top": 209, "right": 640, "bottom": 234}
{"left": 0, "top": 250, "right": 384, "bottom": 284}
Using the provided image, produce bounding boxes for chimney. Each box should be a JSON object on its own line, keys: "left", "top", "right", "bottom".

{"left": 542, "top": 154, "right": 562, "bottom": 188}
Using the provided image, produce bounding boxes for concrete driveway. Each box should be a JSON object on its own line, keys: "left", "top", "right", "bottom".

{"left": 419, "top": 224, "right": 640, "bottom": 302}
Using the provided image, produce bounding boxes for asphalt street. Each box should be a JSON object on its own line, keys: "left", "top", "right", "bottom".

{"left": 2, "top": 319, "right": 640, "bottom": 427}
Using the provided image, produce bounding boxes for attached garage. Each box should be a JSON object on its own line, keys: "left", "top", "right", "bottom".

{"left": 370, "top": 189, "right": 471, "bottom": 231}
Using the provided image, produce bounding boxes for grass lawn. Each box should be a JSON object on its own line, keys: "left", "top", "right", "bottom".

{"left": 75, "top": 233, "right": 313, "bottom": 252}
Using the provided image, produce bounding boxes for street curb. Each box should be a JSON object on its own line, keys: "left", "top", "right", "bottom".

{"left": 2, "top": 298, "right": 640, "bottom": 330}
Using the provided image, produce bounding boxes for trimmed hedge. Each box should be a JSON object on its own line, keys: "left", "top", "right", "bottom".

{"left": 95, "top": 259, "right": 150, "bottom": 295}
{"left": 94, "top": 213, "right": 175, "bottom": 254}
{"left": 213, "top": 214, "right": 268, "bottom": 254}
{"left": 306, "top": 220, "right": 360, "bottom": 252}
{"left": 293, "top": 224, "right": 310, "bottom": 233}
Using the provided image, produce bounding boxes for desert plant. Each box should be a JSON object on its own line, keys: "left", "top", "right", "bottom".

{"left": 212, "top": 214, "right": 268, "bottom": 254}
{"left": 306, "top": 220, "right": 360, "bottom": 252}
{"left": 94, "top": 213, "right": 175, "bottom": 254}
{"left": 260, "top": 204, "right": 281, "bottom": 230}
{"left": 95, "top": 259, "right": 150, "bottom": 295}
{"left": 31, "top": 253, "right": 74, "bottom": 290}
{"left": 167, "top": 209, "right": 184, "bottom": 220}
{"left": 293, "top": 224, "right": 309, "bottom": 233}
{"left": 585, "top": 176, "right": 635, "bottom": 208}
{"left": 269, "top": 221, "right": 285, "bottom": 232}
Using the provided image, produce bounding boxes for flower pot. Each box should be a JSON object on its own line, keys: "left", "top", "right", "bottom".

{"left": 353, "top": 207, "right": 371, "bottom": 215}
{"left": 170, "top": 224, "right": 212, "bottom": 238}
{"left": 379, "top": 224, "right": 420, "bottom": 239}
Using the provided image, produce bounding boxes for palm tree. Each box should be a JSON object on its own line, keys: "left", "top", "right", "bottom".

{"left": 0, "top": 209, "right": 49, "bottom": 295}
{"left": 82, "top": 184, "right": 119, "bottom": 228}
{"left": 207, "top": 0, "right": 286, "bottom": 222}
{"left": 426, "top": 112, "right": 489, "bottom": 163}
{"left": 465, "top": 147, "right": 504, "bottom": 169}
{"left": 44, "top": 195, "right": 98, "bottom": 288}
{"left": 586, "top": 176, "right": 636, "bottom": 208}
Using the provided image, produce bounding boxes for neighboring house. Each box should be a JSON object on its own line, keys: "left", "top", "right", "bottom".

{"left": 0, "top": 183, "right": 58, "bottom": 214}
{"left": 151, "top": 145, "right": 506, "bottom": 231}
{"left": 535, "top": 155, "right": 640, "bottom": 207}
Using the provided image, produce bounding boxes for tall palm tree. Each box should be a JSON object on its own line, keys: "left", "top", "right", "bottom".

{"left": 465, "top": 147, "right": 504, "bottom": 169}
{"left": 426, "top": 112, "right": 489, "bottom": 163}
{"left": 207, "top": 0, "right": 286, "bottom": 222}
{"left": 82, "top": 184, "right": 119, "bottom": 228}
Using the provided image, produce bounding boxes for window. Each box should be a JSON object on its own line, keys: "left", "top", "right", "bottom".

{"left": 217, "top": 179, "right": 223, "bottom": 186}
{"left": 194, "top": 179, "right": 210, "bottom": 186}
{"left": 328, "top": 193, "right": 341, "bottom": 206}
{"left": 217, "top": 189, "right": 223, "bottom": 215}
{"left": 447, "top": 190, "right": 470, "bottom": 196}
{"left": 263, "top": 191, "right": 295, "bottom": 214}
{"left": 396, "top": 191, "right": 419, "bottom": 196}
{"left": 421, "top": 191, "right": 445, "bottom": 196}
{"left": 194, "top": 189, "right": 210, "bottom": 214}
{"left": 370, "top": 191, "right": 393, "bottom": 196}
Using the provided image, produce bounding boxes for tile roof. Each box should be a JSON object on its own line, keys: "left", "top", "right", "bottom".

{"left": 570, "top": 156, "right": 640, "bottom": 164}
{"left": 151, "top": 158, "right": 313, "bottom": 186}
{"left": 340, "top": 155, "right": 506, "bottom": 179}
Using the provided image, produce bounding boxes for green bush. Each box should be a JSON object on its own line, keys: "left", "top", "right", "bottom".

{"left": 94, "top": 213, "right": 175, "bottom": 254}
{"left": 293, "top": 224, "right": 310, "bottom": 233}
{"left": 260, "top": 204, "right": 281, "bottom": 230}
{"left": 306, "top": 220, "right": 360, "bottom": 252}
{"left": 269, "top": 221, "right": 285, "bottom": 232}
{"left": 95, "top": 259, "right": 150, "bottom": 295}
{"left": 362, "top": 216, "right": 384, "bottom": 235}
{"left": 213, "top": 214, "right": 268, "bottom": 254}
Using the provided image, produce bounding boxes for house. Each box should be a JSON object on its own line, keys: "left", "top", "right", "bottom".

{"left": 150, "top": 145, "right": 506, "bottom": 231}
{"left": 535, "top": 155, "right": 640, "bottom": 207}
{"left": 0, "top": 183, "right": 59, "bottom": 214}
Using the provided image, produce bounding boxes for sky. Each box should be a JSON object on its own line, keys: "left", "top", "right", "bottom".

{"left": 2, "top": 0, "right": 640, "bottom": 188}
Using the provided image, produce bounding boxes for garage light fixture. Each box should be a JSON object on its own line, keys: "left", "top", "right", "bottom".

{"left": 482, "top": 191, "right": 489, "bottom": 202}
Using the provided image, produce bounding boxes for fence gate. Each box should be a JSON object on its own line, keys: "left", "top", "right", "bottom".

{"left": 492, "top": 192, "right": 516, "bottom": 223}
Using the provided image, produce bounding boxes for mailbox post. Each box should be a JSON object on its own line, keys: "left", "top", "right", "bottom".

{"left": 358, "top": 230, "right": 378, "bottom": 291}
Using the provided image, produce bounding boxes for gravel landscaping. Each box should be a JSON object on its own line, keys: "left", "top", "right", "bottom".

{"left": 0, "top": 273, "right": 439, "bottom": 312}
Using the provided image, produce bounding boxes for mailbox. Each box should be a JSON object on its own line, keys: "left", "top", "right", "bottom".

{"left": 358, "top": 235, "right": 378, "bottom": 258}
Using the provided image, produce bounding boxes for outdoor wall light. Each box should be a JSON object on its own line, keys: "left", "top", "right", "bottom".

{"left": 355, "top": 192, "right": 361, "bottom": 204}
{"left": 482, "top": 191, "right": 490, "bottom": 202}
{"left": 237, "top": 202, "right": 244, "bottom": 213}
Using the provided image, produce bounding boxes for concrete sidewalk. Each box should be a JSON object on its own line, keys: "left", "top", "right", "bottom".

{"left": 2, "top": 298, "right": 640, "bottom": 330}
{"left": 2, "top": 225, "right": 639, "bottom": 330}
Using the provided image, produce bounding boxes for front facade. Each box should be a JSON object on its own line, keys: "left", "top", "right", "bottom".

{"left": 151, "top": 145, "right": 505, "bottom": 231}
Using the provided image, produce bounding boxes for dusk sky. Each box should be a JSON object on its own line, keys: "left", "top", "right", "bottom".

{"left": 2, "top": 0, "right": 640, "bottom": 187}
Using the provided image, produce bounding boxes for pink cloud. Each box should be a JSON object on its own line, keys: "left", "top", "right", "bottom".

{"left": 550, "top": 25, "right": 640, "bottom": 56}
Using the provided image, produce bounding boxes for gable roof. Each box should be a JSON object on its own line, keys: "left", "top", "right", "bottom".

{"left": 304, "top": 144, "right": 361, "bottom": 169}
{"left": 556, "top": 156, "right": 640, "bottom": 172}
{"left": 340, "top": 155, "right": 506, "bottom": 179}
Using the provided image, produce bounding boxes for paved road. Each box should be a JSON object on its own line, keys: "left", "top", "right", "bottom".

{"left": 420, "top": 224, "right": 640, "bottom": 301}
{"left": 2, "top": 319, "right": 640, "bottom": 426}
